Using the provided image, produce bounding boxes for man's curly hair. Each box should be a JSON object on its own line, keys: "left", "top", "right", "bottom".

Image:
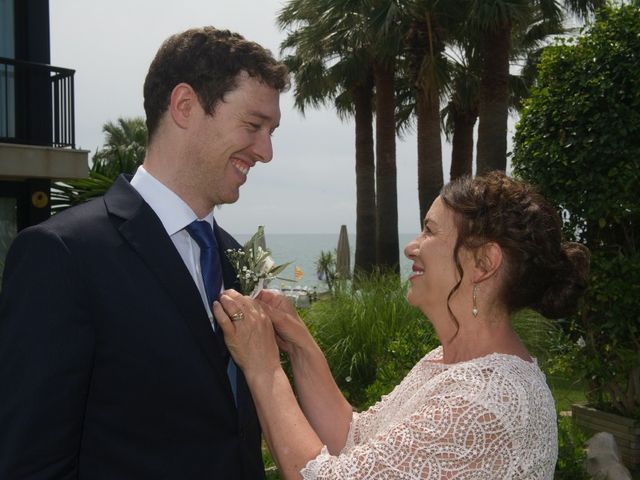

{"left": 143, "top": 26, "right": 289, "bottom": 141}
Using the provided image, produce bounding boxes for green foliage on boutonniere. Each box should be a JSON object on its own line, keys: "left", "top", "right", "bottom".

{"left": 226, "top": 226, "right": 292, "bottom": 297}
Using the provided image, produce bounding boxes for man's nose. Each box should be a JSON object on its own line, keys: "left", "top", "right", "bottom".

{"left": 254, "top": 132, "right": 273, "bottom": 163}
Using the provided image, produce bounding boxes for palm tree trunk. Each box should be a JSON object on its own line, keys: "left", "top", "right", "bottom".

{"left": 416, "top": 86, "right": 443, "bottom": 226}
{"left": 353, "top": 78, "right": 376, "bottom": 277}
{"left": 374, "top": 61, "right": 399, "bottom": 273}
{"left": 450, "top": 109, "right": 477, "bottom": 180}
{"left": 476, "top": 23, "right": 511, "bottom": 174}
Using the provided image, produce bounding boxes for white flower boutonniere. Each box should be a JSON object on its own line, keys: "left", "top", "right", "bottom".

{"left": 226, "top": 226, "right": 292, "bottom": 298}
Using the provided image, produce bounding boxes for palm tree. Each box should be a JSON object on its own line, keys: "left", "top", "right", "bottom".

{"left": 278, "top": 0, "right": 378, "bottom": 276}
{"left": 404, "top": 0, "right": 467, "bottom": 223}
{"left": 51, "top": 117, "right": 147, "bottom": 211}
{"left": 279, "top": 0, "right": 406, "bottom": 274}
{"left": 92, "top": 117, "right": 147, "bottom": 167}
{"left": 367, "top": 0, "right": 406, "bottom": 274}
{"left": 466, "top": 0, "right": 604, "bottom": 174}
{"left": 349, "top": 72, "right": 377, "bottom": 278}
{"left": 441, "top": 44, "right": 479, "bottom": 181}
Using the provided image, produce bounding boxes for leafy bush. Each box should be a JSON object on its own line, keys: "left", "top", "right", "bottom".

{"left": 304, "top": 272, "right": 437, "bottom": 408}
{"left": 513, "top": 4, "right": 640, "bottom": 419}
{"left": 555, "top": 415, "right": 588, "bottom": 479}
{"left": 511, "top": 309, "right": 563, "bottom": 364}
{"left": 362, "top": 320, "right": 436, "bottom": 409}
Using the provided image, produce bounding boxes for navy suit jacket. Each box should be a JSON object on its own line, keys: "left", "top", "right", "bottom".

{"left": 0, "top": 175, "right": 265, "bottom": 479}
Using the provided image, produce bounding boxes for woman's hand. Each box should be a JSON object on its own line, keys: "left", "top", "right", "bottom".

{"left": 256, "top": 289, "right": 316, "bottom": 356}
{"left": 214, "top": 289, "right": 280, "bottom": 376}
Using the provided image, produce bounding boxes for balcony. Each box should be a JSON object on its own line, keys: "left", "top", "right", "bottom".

{"left": 0, "top": 57, "right": 87, "bottom": 181}
{"left": 0, "top": 56, "right": 76, "bottom": 149}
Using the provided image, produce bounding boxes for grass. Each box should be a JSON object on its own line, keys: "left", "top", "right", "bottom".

{"left": 304, "top": 273, "right": 435, "bottom": 406}
{"left": 548, "top": 375, "right": 587, "bottom": 412}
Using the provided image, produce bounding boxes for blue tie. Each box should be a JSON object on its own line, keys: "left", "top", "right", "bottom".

{"left": 185, "top": 220, "right": 223, "bottom": 312}
{"left": 185, "top": 220, "right": 237, "bottom": 402}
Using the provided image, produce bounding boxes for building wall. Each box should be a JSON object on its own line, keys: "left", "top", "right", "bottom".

{"left": 0, "top": 0, "right": 88, "bottom": 279}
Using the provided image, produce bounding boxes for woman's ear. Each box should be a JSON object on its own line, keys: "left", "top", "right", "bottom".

{"left": 169, "top": 83, "right": 198, "bottom": 129}
{"left": 472, "top": 242, "right": 503, "bottom": 283}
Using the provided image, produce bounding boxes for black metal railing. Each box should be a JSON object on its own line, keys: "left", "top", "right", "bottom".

{"left": 0, "top": 56, "right": 76, "bottom": 148}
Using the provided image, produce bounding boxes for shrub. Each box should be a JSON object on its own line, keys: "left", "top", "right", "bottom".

{"left": 511, "top": 309, "right": 562, "bottom": 364}
{"left": 362, "top": 320, "right": 437, "bottom": 409}
{"left": 555, "top": 415, "right": 588, "bottom": 479}
{"left": 513, "top": 4, "right": 640, "bottom": 419}
{"left": 304, "top": 272, "right": 437, "bottom": 408}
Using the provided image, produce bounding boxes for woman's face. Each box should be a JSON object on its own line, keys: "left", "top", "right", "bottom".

{"left": 404, "top": 197, "right": 462, "bottom": 315}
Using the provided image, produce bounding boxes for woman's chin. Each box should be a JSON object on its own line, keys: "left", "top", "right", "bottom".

{"left": 405, "top": 289, "right": 418, "bottom": 307}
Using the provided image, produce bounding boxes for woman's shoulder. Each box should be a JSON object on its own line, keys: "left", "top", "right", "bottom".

{"left": 443, "top": 350, "right": 545, "bottom": 378}
{"left": 425, "top": 351, "right": 553, "bottom": 408}
{"left": 467, "top": 352, "right": 549, "bottom": 387}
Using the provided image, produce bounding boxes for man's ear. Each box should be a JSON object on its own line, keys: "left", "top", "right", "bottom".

{"left": 472, "top": 242, "right": 503, "bottom": 283}
{"left": 169, "top": 83, "right": 198, "bottom": 129}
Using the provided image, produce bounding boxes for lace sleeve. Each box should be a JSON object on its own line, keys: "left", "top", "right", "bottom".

{"left": 301, "top": 394, "right": 519, "bottom": 479}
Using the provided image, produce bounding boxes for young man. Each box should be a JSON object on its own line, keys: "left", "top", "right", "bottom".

{"left": 0, "top": 27, "right": 288, "bottom": 479}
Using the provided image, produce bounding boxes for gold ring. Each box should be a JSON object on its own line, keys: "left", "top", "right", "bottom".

{"left": 230, "top": 311, "right": 245, "bottom": 322}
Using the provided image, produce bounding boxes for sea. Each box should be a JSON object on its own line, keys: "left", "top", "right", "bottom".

{"left": 232, "top": 233, "right": 417, "bottom": 292}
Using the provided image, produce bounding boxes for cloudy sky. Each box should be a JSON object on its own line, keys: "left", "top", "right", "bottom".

{"left": 50, "top": 0, "right": 456, "bottom": 234}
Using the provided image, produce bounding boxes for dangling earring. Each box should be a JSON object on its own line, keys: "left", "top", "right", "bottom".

{"left": 472, "top": 284, "right": 479, "bottom": 317}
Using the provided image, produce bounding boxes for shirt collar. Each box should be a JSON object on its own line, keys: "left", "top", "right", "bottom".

{"left": 130, "top": 165, "right": 214, "bottom": 235}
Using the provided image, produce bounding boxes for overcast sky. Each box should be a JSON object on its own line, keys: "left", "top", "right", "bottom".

{"left": 50, "top": 0, "right": 456, "bottom": 234}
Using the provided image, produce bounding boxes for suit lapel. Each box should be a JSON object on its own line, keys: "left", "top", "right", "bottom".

{"left": 104, "top": 176, "right": 235, "bottom": 404}
{"left": 213, "top": 222, "right": 258, "bottom": 415}
{"left": 213, "top": 221, "right": 242, "bottom": 292}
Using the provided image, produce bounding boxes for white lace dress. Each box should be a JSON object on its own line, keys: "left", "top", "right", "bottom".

{"left": 301, "top": 346, "right": 557, "bottom": 479}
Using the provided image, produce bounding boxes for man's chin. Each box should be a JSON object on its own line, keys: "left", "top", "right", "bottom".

{"left": 217, "top": 190, "right": 241, "bottom": 206}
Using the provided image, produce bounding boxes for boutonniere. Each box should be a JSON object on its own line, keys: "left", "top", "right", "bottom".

{"left": 226, "top": 226, "right": 292, "bottom": 298}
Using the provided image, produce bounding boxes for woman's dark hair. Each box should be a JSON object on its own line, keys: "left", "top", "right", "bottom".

{"left": 143, "top": 26, "right": 290, "bottom": 141}
{"left": 440, "top": 171, "right": 590, "bottom": 319}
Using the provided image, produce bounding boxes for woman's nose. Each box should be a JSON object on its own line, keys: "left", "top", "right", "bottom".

{"left": 404, "top": 237, "right": 419, "bottom": 259}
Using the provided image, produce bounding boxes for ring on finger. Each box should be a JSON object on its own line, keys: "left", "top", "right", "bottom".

{"left": 230, "top": 311, "right": 245, "bottom": 322}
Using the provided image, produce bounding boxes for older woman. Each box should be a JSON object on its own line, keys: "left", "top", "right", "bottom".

{"left": 214, "top": 172, "right": 590, "bottom": 480}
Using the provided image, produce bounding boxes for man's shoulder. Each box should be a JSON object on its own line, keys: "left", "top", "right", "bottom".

{"left": 35, "top": 197, "right": 106, "bottom": 233}
{"left": 35, "top": 176, "right": 140, "bottom": 236}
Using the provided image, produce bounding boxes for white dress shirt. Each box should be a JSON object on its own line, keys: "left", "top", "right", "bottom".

{"left": 130, "top": 165, "right": 219, "bottom": 328}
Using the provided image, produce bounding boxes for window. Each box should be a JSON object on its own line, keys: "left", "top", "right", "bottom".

{"left": 0, "top": 197, "right": 17, "bottom": 283}
{"left": 0, "top": 0, "right": 15, "bottom": 139}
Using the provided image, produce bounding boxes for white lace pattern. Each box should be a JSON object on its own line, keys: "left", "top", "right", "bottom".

{"left": 301, "top": 347, "right": 557, "bottom": 479}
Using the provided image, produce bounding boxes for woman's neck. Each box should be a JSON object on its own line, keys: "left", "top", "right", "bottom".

{"left": 435, "top": 313, "right": 531, "bottom": 364}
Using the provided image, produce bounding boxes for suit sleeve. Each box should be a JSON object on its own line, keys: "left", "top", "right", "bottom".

{"left": 0, "top": 226, "right": 95, "bottom": 479}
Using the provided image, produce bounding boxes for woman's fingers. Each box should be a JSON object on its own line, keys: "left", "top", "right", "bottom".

{"left": 258, "top": 289, "right": 297, "bottom": 314}
{"left": 212, "top": 300, "right": 235, "bottom": 337}
{"left": 221, "top": 288, "right": 242, "bottom": 300}
{"left": 218, "top": 292, "right": 254, "bottom": 320}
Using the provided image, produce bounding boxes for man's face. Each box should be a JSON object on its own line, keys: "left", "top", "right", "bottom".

{"left": 185, "top": 72, "right": 281, "bottom": 207}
